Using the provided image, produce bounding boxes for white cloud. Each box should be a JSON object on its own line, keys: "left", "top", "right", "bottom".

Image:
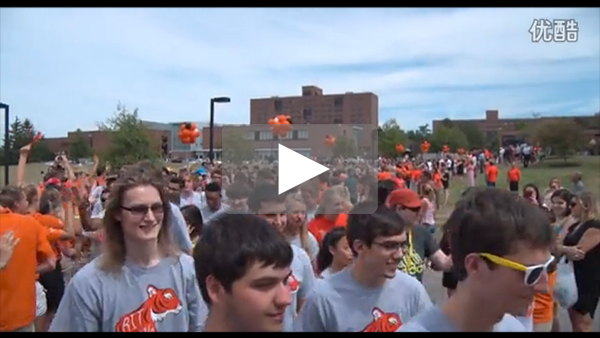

{"left": 0, "top": 8, "right": 598, "bottom": 137}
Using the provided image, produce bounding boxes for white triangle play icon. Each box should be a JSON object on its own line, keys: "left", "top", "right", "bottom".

{"left": 278, "top": 143, "right": 329, "bottom": 195}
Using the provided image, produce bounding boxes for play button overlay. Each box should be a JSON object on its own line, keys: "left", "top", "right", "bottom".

{"left": 278, "top": 144, "right": 329, "bottom": 195}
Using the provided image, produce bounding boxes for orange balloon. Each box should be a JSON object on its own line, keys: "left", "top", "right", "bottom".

{"left": 193, "top": 129, "right": 200, "bottom": 138}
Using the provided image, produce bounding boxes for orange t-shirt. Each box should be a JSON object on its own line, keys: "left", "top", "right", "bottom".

{"left": 507, "top": 167, "right": 521, "bottom": 182}
{"left": 377, "top": 172, "right": 392, "bottom": 181}
{"left": 533, "top": 270, "right": 557, "bottom": 324}
{"left": 33, "top": 213, "right": 65, "bottom": 261}
{"left": 308, "top": 214, "right": 348, "bottom": 244}
{"left": 486, "top": 165, "right": 499, "bottom": 183}
{"left": 0, "top": 209, "right": 55, "bottom": 331}
{"left": 411, "top": 170, "right": 422, "bottom": 182}
{"left": 433, "top": 172, "right": 442, "bottom": 189}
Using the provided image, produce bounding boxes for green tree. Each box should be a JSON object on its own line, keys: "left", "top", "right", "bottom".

{"left": 221, "top": 129, "right": 254, "bottom": 164}
{"left": 430, "top": 125, "right": 469, "bottom": 153}
{"left": 457, "top": 123, "right": 485, "bottom": 149}
{"left": 332, "top": 135, "right": 358, "bottom": 158}
{"left": 0, "top": 117, "right": 53, "bottom": 165}
{"left": 378, "top": 119, "right": 409, "bottom": 158}
{"left": 69, "top": 129, "right": 93, "bottom": 161}
{"left": 98, "top": 104, "right": 159, "bottom": 168}
{"left": 533, "top": 120, "right": 586, "bottom": 161}
{"left": 406, "top": 124, "right": 432, "bottom": 151}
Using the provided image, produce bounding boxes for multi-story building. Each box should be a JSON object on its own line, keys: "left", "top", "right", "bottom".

{"left": 250, "top": 85, "right": 379, "bottom": 126}
{"left": 432, "top": 110, "right": 600, "bottom": 145}
{"left": 202, "top": 124, "right": 376, "bottom": 161}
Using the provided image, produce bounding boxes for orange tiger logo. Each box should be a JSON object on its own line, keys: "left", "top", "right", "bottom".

{"left": 361, "top": 307, "right": 402, "bottom": 332}
{"left": 288, "top": 274, "right": 300, "bottom": 293}
{"left": 115, "top": 285, "right": 182, "bottom": 332}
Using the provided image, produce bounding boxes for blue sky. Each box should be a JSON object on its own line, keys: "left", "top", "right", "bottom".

{"left": 1, "top": 8, "right": 599, "bottom": 137}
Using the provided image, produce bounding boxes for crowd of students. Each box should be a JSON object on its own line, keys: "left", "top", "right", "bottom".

{"left": 0, "top": 145, "right": 598, "bottom": 332}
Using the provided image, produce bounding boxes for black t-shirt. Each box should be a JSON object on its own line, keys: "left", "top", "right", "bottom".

{"left": 563, "top": 219, "right": 600, "bottom": 288}
{"left": 398, "top": 224, "right": 439, "bottom": 282}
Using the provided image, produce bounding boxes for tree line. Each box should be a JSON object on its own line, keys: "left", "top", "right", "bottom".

{"left": 0, "top": 104, "right": 161, "bottom": 167}
{"left": 2, "top": 107, "right": 598, "bottom": 166}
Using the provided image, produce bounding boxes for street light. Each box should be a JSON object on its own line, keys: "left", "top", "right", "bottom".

{"left": 208, "top": 96, "right": 231, "bottom": 163}
{"left": 0, "top": 102, "right": 9, "bottom": 185}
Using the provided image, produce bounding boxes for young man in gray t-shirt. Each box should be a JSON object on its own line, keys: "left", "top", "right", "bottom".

{"left": 399, "top": 188, "right": 555, "bottom": 332}
{"left": 194, "top": 213, "right": 295, "bottom": 332}
{"left": 294, "top": 202, "right": 432, "bottom": 332}
{"left": 248, "top": 183, "right": 316, "bottom": 332}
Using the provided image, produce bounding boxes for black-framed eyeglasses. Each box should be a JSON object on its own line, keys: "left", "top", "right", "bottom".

{"left": 372, "top": 240, "right": 404, "bottom": 252}
{"left": 121, "top": 203, "right": 164, "bottom": 216}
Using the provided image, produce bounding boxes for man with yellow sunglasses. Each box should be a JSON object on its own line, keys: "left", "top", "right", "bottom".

{"left": 400, "top": 188, "right": 555, "bottom": 332}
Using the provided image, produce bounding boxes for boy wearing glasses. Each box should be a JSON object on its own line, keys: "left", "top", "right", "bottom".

{"left": 294, "top": 202, "right": 431, "bottom": 332}
{"left": 399, "top": 187, "right": 554, "bottom": 332}
{"left": 388, "top": 189, "right": 452, "bottom": 282}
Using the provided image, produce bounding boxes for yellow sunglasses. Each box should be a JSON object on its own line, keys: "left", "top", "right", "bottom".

{"left": 479, "top": 253, "right": 554, "bottom": 286}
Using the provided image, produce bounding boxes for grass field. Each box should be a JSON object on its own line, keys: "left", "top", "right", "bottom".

{"left": 434, "top": 156, "right": 600, "bottom": 224}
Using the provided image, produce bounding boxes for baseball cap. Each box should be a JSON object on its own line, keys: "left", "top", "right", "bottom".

{"left": 388, "top": 189, "right": 421, "bottom": 209}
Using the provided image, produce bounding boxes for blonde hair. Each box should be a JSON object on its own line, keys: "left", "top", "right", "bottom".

{"left": 577, "top": 191, "right": 598, "bottom": 222}
{"left": 315, "top": 185, "right": 352, "bottom": 217}
{"left": 285, "top": 194, "right": 314, "bottom": 258}
{"left": 99, "top": 165, "right": 179, "bottom": 273}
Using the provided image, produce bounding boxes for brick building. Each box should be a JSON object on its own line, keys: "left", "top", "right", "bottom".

{"left": 250, "top": 85, "right": 378, "bottom": 126}
{"left": 43, "top": 126, "right": 170, "bottom": 157}
{"left": 202, "top": 124, "right": 376, "bottom": 160}
{"left": 432, "top": 110, "right": 600, "bottom": 145}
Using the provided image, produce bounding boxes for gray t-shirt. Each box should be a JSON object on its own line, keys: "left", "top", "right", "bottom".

{"left": 398, "top": 306, "right": 526, "bottom": 332}
{"left": 284, "top": 244, "right": 316, "bottom": 332}
{"left": 398, "top": 225, "right": 439, "bottom": 282}
{"left": 170, "top": 202, "right": 193, "bottom": 253}
{"left": 49, "top": 255, "right": 204, "bottom": 332}
{"left": 293, "top": 268, "right": 432, "bottom": 332}
{"left": 289, "top": 233, "right": 320, "bottom": 263}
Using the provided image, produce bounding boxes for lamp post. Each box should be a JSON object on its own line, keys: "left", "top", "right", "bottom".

{"left": 208, "top": 96, "right": 231, "bottom": 163}
{"left": 0, "top": 102, "right": 9, "bottom": 185}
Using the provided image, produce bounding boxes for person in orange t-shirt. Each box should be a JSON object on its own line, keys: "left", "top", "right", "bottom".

{"left": 0, "top": 187, "right": 56, "bottom": 333}
{"left": 507, "top": 162, "right": 521, "bottom": 193}
{"left": 307, "top": 188, "right": 347, "bottom": 244}
{"left": 485, "top": 160, "right": 499, "bottom": 187}
{"left": 532, "top": 270, "right": 557, "bottom": 332}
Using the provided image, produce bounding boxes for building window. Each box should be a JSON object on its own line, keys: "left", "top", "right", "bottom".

{"left": 259, "top": 131, "right": 272, "bottom": 140}
{"left": 274, "top": 100, "right": 283, "bottom": 112}
{"left": 302, "top": 108, "right": 312, "bottom": 122}
{"left": 334, "top": 97, "right": 344, "bottom": 109}
{"left": 333, "top": 118, "right": 343, "bottom": 124}
{"left": 297, "top": 130, "right": 308, "bottom": 139}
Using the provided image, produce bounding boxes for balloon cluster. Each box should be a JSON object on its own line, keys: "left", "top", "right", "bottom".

{"left": 420, "top": 140, "right": 430, "bottom": 153}
{"left": 267, "top": 115, "right": 293, "bottom": 138}
{"left": 324, "top": 135, "right": 336, "bottom": 146}
{"left": 395, "top": 144, "right": 405, "bottom": 153}
{"left": 442, "top": 144, "right": 450, "bottom": 153}
{"left": 179, "top": 122, "right": 201, "bottom": 144}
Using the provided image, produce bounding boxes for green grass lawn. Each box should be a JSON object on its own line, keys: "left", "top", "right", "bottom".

{"left": 436, "top": 156, "right": 600, "bottom": 224}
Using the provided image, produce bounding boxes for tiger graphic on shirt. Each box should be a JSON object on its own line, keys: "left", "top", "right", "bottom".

{"left": 115, "top": 285, "right": 182, "bottom": 332}
{"left": 288, "top": 273, "right": 300, "bottom": 294}
{"left": 360, "top": 307, "right": 402, "bottom": 332}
